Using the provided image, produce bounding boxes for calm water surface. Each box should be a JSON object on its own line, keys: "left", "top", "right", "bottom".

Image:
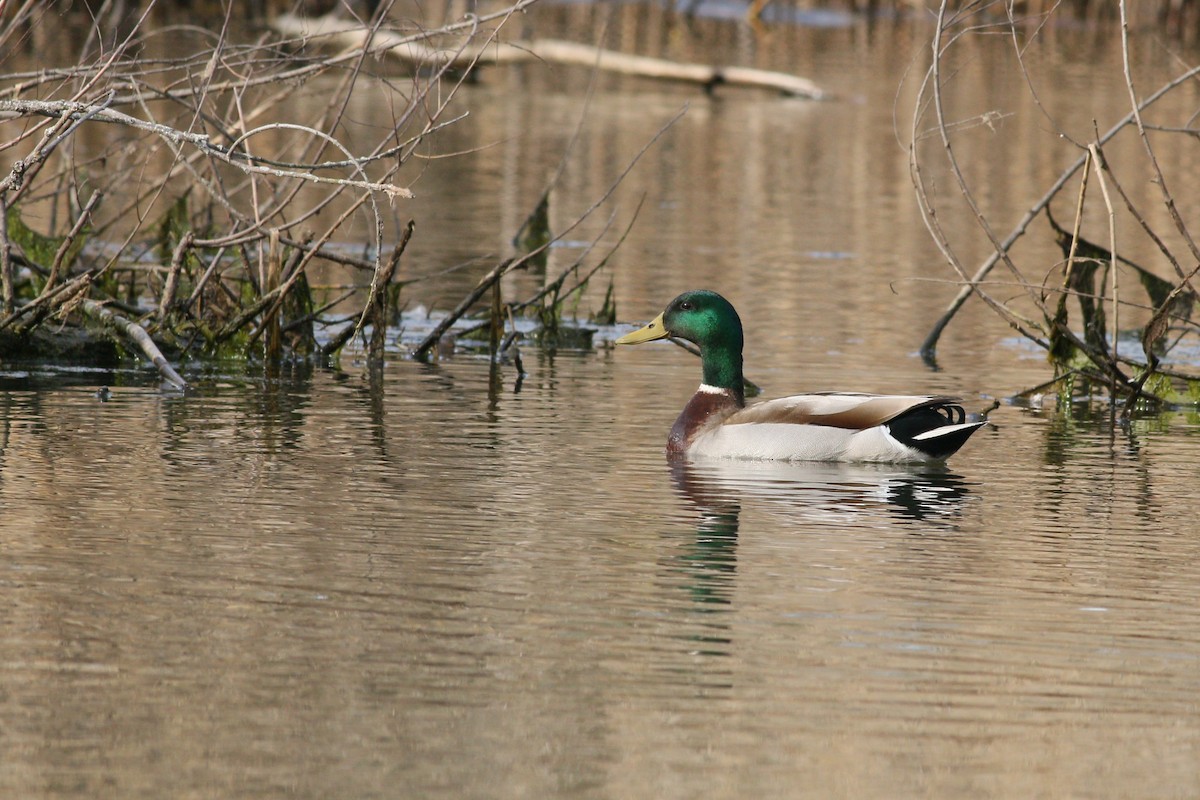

{"left": 2, "top": 356, "right": 1199, "bottom": 798}
{"left": 4, "top": 4, "right": 1200, "bottom": 798}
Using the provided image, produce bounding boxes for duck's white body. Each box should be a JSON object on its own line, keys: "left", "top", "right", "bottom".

{"left": 670, "top": 388, "right": 984, "bottom": 464}
{"left": 687, "top": 393, "right": 982, "bottom": 463}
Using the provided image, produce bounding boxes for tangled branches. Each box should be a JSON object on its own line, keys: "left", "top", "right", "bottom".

{"left": 0, "top": 0, "right": 565, "bottom": 385}
{"left": 911, "top": 0, "right": 1200, "bottom": 415}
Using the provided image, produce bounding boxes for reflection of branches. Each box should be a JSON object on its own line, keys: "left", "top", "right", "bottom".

{"left": 912, "top": 0, "right": 1200, "bottom": 409}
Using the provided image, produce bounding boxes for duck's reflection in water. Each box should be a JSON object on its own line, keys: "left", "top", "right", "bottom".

{"left": 666, "top": 457, "right": 974, "bottom": 607}
{"left": 654, "top": 459, "right": 975, "bottom": 681}
{"left": 673, "top": 457, "right": 973, "bottom": 528}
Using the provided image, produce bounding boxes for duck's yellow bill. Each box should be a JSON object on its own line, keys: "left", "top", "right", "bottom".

{"left": 615, "top": 313, "right": 669, "bottom": 345}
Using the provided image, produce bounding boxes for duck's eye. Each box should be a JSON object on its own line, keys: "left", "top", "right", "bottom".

{"left": 679, "top": 302, "right": 693, "bottom": 310}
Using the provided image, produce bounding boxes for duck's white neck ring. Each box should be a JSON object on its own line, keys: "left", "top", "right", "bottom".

{"left": 697, "top": 383, "right": 731, "bottom": 395}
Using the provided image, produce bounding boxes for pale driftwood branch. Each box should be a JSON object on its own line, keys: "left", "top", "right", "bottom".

{"left": 80, "top": 300, "right": 188, "bottom": 390}
{"left": 272, "top": 13, "right": 827, "bottom": 99}
{"left": 0, "top": 99, "right": 413, "bottom": 199}
{"left": 158, "top": 231, "right": 194, "bottom": 321}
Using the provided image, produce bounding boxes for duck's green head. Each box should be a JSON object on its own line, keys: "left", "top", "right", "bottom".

{"left": 616, "top": 290, "right": 744, "bottom": 396}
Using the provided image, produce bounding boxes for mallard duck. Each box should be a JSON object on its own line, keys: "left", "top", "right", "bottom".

{"left": 615, "top": 290, "right": 985, "bottom": 463}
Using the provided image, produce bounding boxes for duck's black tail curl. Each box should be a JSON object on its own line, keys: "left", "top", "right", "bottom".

{"left": 886, "top": 401, "right": 986, "bottom": 461}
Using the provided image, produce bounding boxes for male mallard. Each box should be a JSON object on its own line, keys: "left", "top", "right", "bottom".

{"left": 615, "top": 290, "right": 985, "bottom": 463}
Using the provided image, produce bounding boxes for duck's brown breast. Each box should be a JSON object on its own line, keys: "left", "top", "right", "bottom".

{"left": 668, "top": 387, "right": 742, "bottom": 454}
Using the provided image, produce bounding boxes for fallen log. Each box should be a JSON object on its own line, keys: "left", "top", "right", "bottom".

{"left": 272, "top": 13, "right": 827, "bottom": 99}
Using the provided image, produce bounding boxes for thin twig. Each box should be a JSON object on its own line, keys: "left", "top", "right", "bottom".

{"left": 1086, "top": 144, "right": 1119, "bottom": 373}
{"left": 0, "top": 196, "right": 12, "bottom": 316}
{"left": 358, "top": 219, "right": 415, "bottom": 361}
{"left": 45, "top": 191, "right": 103, "bottom": 297}
{"left": 1117, "top": 0, "right": 1200, "bottom": 268}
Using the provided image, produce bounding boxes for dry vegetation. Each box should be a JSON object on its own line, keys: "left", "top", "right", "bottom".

{"left": 3, "top": 0, "right": 1199, "bottom": 409}
{"left": 0, "top": 0, "right": 662, "bottom": 387}
{"left": 910, "top": 0, "right": 1200, "bottom": 414}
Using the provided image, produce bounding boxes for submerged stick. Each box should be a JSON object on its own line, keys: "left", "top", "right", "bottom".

{"left": 412, "top": 259, "right": 514, "bottom": 361}
{"left": 80, "top": 300, "right": 187, "bottom": 390}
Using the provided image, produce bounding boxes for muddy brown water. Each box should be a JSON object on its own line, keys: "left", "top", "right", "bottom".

{"left": 3, "top": 4, "right": 1200, "bottom": 798}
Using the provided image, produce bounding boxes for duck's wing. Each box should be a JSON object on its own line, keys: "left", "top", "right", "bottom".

{"left": 725, "top": 393, "right": 960, "bottom": 430}
{"left": 710, "top": 393, "right": 983, "bottom": 462}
